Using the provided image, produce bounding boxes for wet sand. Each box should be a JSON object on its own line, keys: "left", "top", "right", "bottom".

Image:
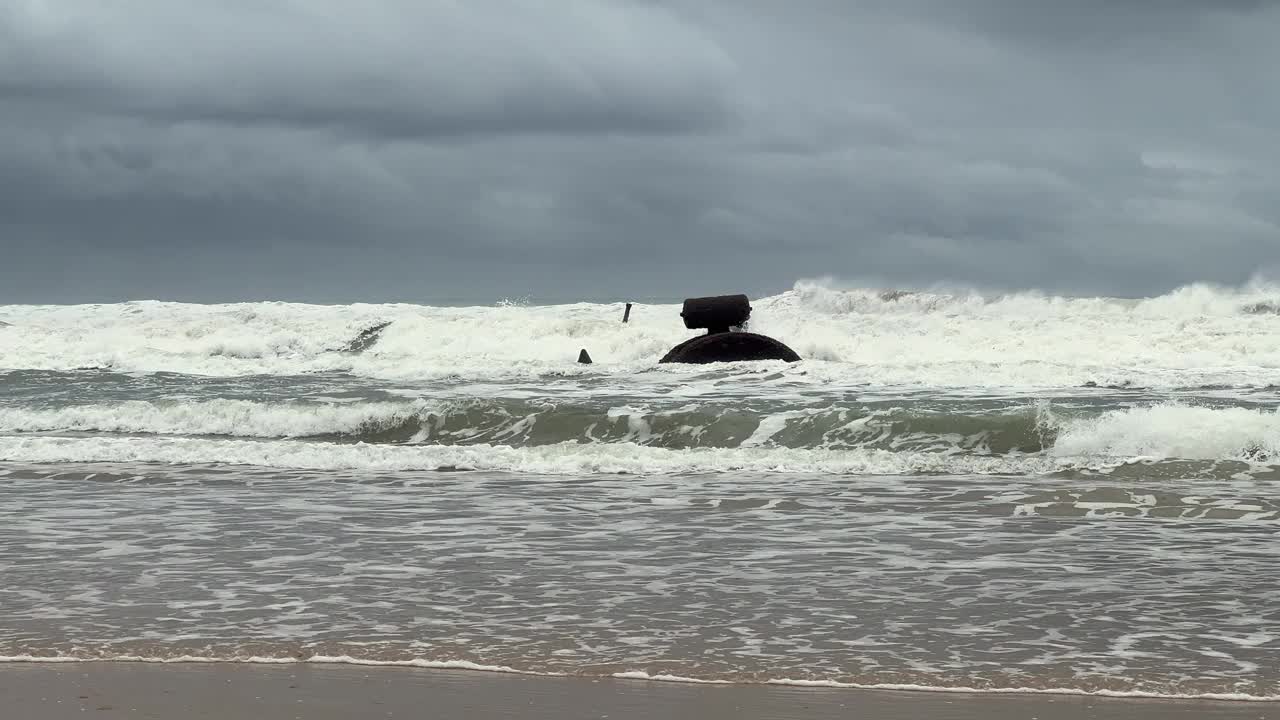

{"left": 1, "top": 663, "right": 1276, "bottom": 720}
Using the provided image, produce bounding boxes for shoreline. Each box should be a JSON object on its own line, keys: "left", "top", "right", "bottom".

{"left": 1, "top": 662, "right": 1274, "bottom": 720}
{"left": 2, "top": 655, "right": 1277, "bottom": 704}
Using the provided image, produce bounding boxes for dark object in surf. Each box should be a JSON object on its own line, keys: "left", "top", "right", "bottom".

{"left": 659, "top": 294, "right": 800, "bottom": 364}
{"left": 340, "top": 321, "right": 392, "bottom": 354}
{"left": 679, "top": 293, "right": 751, "bottom": 333}
{"left": 1242, "top": 302, "right": 1280, "bottom": 315}
{"left": 578, "top": 348, "right": 593, "bottom": 364}
{"left": 660, "top": 332, "right": 801, "bottom": 364}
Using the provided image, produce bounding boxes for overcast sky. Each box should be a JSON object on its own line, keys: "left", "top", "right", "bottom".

{"left": 2, "top": 1, "right": 1278, "bottom": 303}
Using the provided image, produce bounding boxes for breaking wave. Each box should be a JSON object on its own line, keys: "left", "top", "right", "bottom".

{"left": 3, "top": 279, "right": 1280, "bottom": 388}
{"left": 2, "top": 398, "right": 1279, "bottom": 458}
{"left": 0, "top": 435, "right": 1075, "bottom": 476}
{"left": 7, "top": 279, "right": 1280, "bottom": 705}
{"left": 0, "top": 398, "right": 1056, "bottom": 452}
{"left": 1, "top": 400, "right": 1279, "bottom": 478}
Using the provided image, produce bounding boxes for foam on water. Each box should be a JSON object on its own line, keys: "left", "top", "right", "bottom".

{"left": 2, "top": 399, "right": 1278, "bottom": 467}
{"left": 1, "top": 654, "right": 1276, "bottom": 702}
{"left": 4, "top": 279, "right": 1280, "bottom": 701}
{"left": 0, "top": 399, "right": 430, "bottom": 439}
{"left": 1052, "top": 404, "right": 1280, "bottom": 461}
{"left": 0, "top": 434, "right": 1076, "bottom": 475}
{"left": 3, "top": 459, "right": 1278, "bottom": 700}
{"left": 3, "top": 279, "right": 1280, "bottom": 388}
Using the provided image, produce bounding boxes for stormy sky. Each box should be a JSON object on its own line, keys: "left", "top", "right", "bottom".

{"left": 2, "top": 1, "right": 1278, "bottom": 303}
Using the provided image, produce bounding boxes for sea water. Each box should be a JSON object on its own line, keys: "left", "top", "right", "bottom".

{"left": 1, "top": 280, "right": 1278, "bottom": 700}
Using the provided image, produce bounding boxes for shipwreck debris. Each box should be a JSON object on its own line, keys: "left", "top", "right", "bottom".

{"left": 659, "top": 294, "right": 800, "bottom": 364}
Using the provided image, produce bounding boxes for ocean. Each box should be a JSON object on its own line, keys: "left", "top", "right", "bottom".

{"left": 1, "top": 280, "right": 1278, "bottom": 701}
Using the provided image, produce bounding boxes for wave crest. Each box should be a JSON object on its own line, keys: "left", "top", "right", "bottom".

{"left": 2, "top": 400, "right": 1280, "bottom": 472}
{"left": 2, "top": 280, "right": 1280, "bottom": 387}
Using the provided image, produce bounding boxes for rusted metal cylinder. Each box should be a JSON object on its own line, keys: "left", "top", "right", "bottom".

{"left": 659, "top": 332, "right": 800, "bottom": 364}
{"left": 679, "top": 294, "right": 751, "bottom": 334}
{"left": 660, "top": 293, "right": 800, "bottom": 364}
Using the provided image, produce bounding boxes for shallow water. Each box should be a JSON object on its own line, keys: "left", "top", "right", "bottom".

{"left": 2, "top": 285, "right": 1279, "bottom": 698}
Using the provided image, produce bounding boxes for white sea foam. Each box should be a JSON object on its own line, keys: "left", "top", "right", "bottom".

{"left": 2, "top": 401, "right": 1277, "bottom": 466}
{"left": 0, "top": 654, "right": 532, "bottom": 675}
{"left": 0, "top": 655, "right": 1274, "bottom": 701}
{"left": 0, "top": 435, "right": 1078, "bottom": 475}
{"left": 2, "top": 279, "right": 1280, "bottom": 388}
{"left": 1051, "top": 404, "right": 1280, "bottom": 461}
{"left": 0, "top": 400, "right": 431, "bottom": 438}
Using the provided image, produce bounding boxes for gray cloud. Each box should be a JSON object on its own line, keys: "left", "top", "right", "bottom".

{"left": 0, "top": 1, "right": 738, "bottom": 138}
{"left": 2, "top": 1, "right": 1278, "bottom": 303}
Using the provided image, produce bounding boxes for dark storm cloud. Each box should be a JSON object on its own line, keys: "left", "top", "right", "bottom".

{"left": 0, "top": 1, "right": 738, "bottom": 138}
{"left": 2, "top": 1, "right": 1278, "bottom": 303}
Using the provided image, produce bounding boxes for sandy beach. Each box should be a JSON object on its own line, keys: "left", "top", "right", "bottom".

{"left": 1, "top": 663, "right": 1275, "bottom": 720}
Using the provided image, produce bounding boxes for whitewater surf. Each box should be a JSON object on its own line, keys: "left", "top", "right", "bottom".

{"left": 1, "top": 280, "right": 1278, "bottom": 700}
